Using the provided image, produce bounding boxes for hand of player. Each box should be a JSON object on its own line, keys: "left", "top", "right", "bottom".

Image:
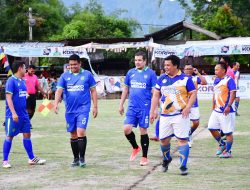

{"left": 92, "top": 107, "right": 98, "bottom": 118}
{"left": 223, "top": 106, "right": 230, "bottom": 116}
{"left": 193, "top": 68, "right": 199, "bottom": 75}
{"left": 12, "top": 113, "right": 18, "bottom": 122}
{"left": 54, "top": 105, "right": 59, "bottom": 114}
{"left": 119, "top": 105, "right": 124, "bottom": 115}
{"left": 150, "top": 110, "right": 158, "bottom": 124}
{"left": 43, "top": 92, "right": 47, "bottom": 99}
{"left": 182, "top": 107, "right": 190, "bottom": 118}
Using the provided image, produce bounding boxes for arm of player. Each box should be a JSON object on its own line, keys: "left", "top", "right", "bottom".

{"left": 224, "top": 90, "right": 236, "bottom": 116}
{"left": 193, "top": 68, "right": 207, "bottom": 85}
{"left": 37, "top": 83, "right": 47, "bottom": 98}
{"left": 150, "top": 89, "right": 160, "bottom": 124}
{"left": 119, "top": 86, "right": 129, "bottom": 115}
{"left": 212, "top": 94, "right": 215, "bottom": 110}
{"left": 6, "top": 93, "right": 18, "bottom": 122}
{"left": 54, "top": 88, "right": 63, "bottom": 114}
{"left": 90, "top": 87, "right": 98, "bottom": 118}
{"left": 182, "top": 90, "right": 197, "bottom": 118}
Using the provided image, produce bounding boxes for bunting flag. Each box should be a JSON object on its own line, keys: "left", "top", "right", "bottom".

{"left": 37, "top": 99, "right": 54, "bottom": 116}
{"left": 0, "top": 47, "right": 12, "bottom": 76}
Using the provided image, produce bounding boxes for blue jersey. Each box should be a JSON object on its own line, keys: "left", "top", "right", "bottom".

{"left": 57, "top": 69, "right": 96, "bottom": 113}
{"left": 124, "top": 67, "right": 157, "bottom": 110}
{"left": 191, "top": 75, "right": 201, "bottom": 107}
{"left": 155, "top": 71, "right": 196, "bottom": 116}
{"left": 5, "top": 75, "right": 28, "bottom": 118}
{"left": 213, "top": 76, "right": 236, "bottom": 113}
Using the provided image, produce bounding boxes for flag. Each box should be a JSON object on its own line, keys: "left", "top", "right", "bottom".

{"left": 37, "top": 99, "right": 54, "bottom": 116}
{"left": 0, "top": 47, "right": 12, "bottom": 75}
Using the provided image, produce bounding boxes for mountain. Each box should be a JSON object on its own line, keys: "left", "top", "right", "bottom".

{"left": 62, "top": 0, "right": 186, "bottom": 37}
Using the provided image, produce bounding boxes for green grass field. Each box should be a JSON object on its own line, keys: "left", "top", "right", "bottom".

{"left": 0, "top": 99, "right": 250, "bottom": 190}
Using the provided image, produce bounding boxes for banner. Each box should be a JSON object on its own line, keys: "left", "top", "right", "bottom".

{"left": 104, "top": 76, "right": 122, "bottom": 93}
{"left": 4, "top": 46, "right": 90, "bottom": 59}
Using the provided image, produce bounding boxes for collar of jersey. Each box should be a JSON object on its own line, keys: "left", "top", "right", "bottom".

{"left": 167, "top": 70, "right": 182, "bottom": 78}
{"left": 135, "top": 66, "right": 148, "bottom": 72}
{"left": 12, "top": 75, "right": 22, "bottom": 81}
{"left": 69, "top": 68, "right": 84, "bottom": 75}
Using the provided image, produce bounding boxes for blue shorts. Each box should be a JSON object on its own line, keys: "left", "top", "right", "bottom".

{"left": 124, "top": 107, "right": 149, "bottom": 128}
{"left": 65, "top": 113, "right": 89, "bottom": 132}
{"left": 5, "top": 116, "right": 31, "bottom": 137}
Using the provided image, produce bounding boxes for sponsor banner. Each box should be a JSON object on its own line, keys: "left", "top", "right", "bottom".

{"left": 104, "top": 76, "right": 122, "bottom": 93}
{"left": 4, "top": 46, "right": 89, "bottom": 59}
{"left": 94, "top": 77, "right": 106, "bottom": 97}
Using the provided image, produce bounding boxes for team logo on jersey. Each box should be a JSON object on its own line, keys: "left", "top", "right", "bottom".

{"left": 144, "top": 75, "right": 148, "bottom": 79}
{"left": 67, "top": 77, "right": 71, "bottom": 80}
{"left": 18, "top": 83, "right": 20, "bottom": 86}
{"left": 80, "top": 76, "right": 85, "bottom": 81}
{"left": 162, "top": 79, "right": 167, "bottom": 83}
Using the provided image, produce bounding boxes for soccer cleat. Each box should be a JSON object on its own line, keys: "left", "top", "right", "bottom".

{"left": 180, "top": 166, "right": 188, "bottom": 175}
{"left": 219, "top": 151, "right": 232, "bottom": 158}
{"left": 129, "top": 146, "right": 141, "bottom": 161}
{"left": 2, "top": 161, "right": 11, "bottom": 168}
{"left": 79, "top": 157, "right": 86, "bottom": 168}
{"left": 149, "top": 136, "right": 160, "bottom": 141}
{"left": 28, "top": 156, "right": 46, "bottom": 165}
{"left": 161, "top": 157, "right": 172, "bottom": 172}
{"left": 140, "top": 157, "right": 149, "bottom": 166}
{"left": 216, "top": 145, "right": 226, "bottom": 156}
{"left": 71, "top": 158, "right": 79, "bottom": 167}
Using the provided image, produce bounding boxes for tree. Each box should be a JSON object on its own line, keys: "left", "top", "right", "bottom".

{"left": 51, "top": 0, "right": 140, "bottom": 40}
{"left": 0, "top": 0, "right": 68, "bottom": 41}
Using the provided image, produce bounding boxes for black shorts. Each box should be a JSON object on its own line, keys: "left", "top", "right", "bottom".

{"left": 26, "top": 94, "right": 37, "bottom": 111}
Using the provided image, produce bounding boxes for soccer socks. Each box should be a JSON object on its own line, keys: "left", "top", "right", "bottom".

{"left": 161, "top": 144, "right": 171, "bottom": 161}
{"left": 226, "top": 141, "right": 233, "bottom": 152}
{"left": 155, "top": 120, "right": 159, "bottom": 138}
{"left": 23, "top": 138, "right": 35, "bottom": 160}
{"left": 178, "top": 144, "right": 189, "bottom": 169}
{"left": 189, "top": 127, "right": 196, "bottom": 136}
{"left": 3, "top": 139, "right": 12, "bottom": 161}
{"left": 78, "top": 137, "right": 87, "bottom": 159}
{"left": 70, "top": 138, "right": 79, "bottom": 159}
{"left": 235, "top": 101, "right": 239, "bottom": 111}
{"left": 125, "top": 132, "right": 138, "bottom": 149}
{"left": 140, "top": 134, "right": 149, "bottom": 158}
{"left": 215, "top": 136, "right": 226, "bottom": 146}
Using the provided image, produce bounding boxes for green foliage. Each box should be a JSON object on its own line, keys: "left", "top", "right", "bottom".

{"left": 0, "top": 0, "right": 68, "bottom": 41}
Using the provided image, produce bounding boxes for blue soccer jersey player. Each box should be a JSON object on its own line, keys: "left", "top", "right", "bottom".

{"left": 119, "top": 51, "right": 157, "bottom": 166}
{"left": 208, "top": 62, "right": 236, "bottom": 158}
{"left": 150, "top": 55, "right": 197, "bottom": 175}
{"left": 183, "top": 63, "right": 207, "bottom": 147}
{"left": 54, "top": 54, "right": 98, "bottom": 168}
{"left": 2, "top": 61, "right": 46, "bottom": 168}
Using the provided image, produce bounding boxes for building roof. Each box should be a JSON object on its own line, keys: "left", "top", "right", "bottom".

{"left": 144, "top": 20, "right": 221, "bottom": 41}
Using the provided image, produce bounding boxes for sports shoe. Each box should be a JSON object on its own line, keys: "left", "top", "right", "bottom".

{"left": 129, "top": 146, "right": 141, "bottom": 161}
{"left": 149, "top": 136, "right": 159, "bottom": 141}
{"left": 219, "top": 151, "right": 232, "bottom": 158}
{"left": 2, "top": 161, "right": 11, "bottom": 168}
{"left": 79, "top": 157, "right": 86, "bottom": 168}
{"left": 28, "top": 157, "right": 46, "bottom": 165}
{"left": 180, "top": 166, "right": 188, "bottom": 175}
{"left": 71, "top": 158, "right": 79, "bottom": 167}
{"left": 140, "top": 157, "right": 149, "bottom": 166}
{"left": 161, "top": 157, "right": 172, "bottom": 172}
{"left": 216, "top": 145, "right": 226, "bottom": 156}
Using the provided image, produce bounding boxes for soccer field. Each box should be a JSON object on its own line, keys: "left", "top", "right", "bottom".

{"left": 0, "top": 99, "right": 250, "bottom": 190}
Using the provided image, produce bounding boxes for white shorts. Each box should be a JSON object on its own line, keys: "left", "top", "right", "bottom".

{"left": 159, "top": 114, "right": 190, "bottom": 140}
{"left": 208, "top": 111, "right": 235, "bottom": 134}
{"left": 189, "top": 107, "right": 200, "bottom": 121}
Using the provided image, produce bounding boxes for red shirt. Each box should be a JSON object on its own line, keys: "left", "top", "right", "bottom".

{"left": 24, "top": 73, "right": 40, "bottom": 94}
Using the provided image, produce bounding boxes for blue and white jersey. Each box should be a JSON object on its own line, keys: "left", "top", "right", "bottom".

{"left": 5, "top": 75, "right": 28, "bottom": 118}
{"left": 57, "top": 69, "right": 96, "bottom": 113}
{"left": 191, "top": 75, "right": 201, "bottom": 108}
{"left": 234, "top": 70, "right": 240, "bottom": 89}
{"left": 124, "top": 67, "right": 157, "bottom": 110}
